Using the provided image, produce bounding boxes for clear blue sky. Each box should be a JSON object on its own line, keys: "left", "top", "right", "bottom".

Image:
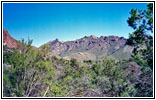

{"left": 3, "top": 3, "right": 148, "bottom": 47}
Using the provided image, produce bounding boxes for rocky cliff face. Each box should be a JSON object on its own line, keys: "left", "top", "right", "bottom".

{"left": 3, "top": 29, "right": 19, "bottom": 48}
{"left": 44, "top": 35, "right": 133, "bottom": 61}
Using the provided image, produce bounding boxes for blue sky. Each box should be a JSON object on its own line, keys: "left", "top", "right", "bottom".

{"left": 3, "top": 3, "right": 148, "bottom": 47}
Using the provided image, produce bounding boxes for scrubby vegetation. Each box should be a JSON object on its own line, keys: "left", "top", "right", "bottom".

{"left": 3, "top": 3, "right": 153, "bottom": 97}
{"left": 3, "top": 39, "right": 153, "bottom": 97}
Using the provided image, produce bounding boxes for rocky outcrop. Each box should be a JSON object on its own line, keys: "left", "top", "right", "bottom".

{"left": 44, "top": 35, "right": 133, "bottom": 61}
{"left": 3, "top": 29, "right": 19, "bottom": 48}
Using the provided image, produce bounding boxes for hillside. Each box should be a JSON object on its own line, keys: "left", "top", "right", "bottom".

{"left": 3, "top": 29, "right": 133, "bottom": 61}
{"left": 44, "top": 35, "right": 133, "bottom": 61}
{"left": 3, "top": 29, "right": 20, "bottom": 48}
{"left": 3, "top": 29, "right": 153, "bottom": 97}
{"left": 2, "top": 3, "right": 153, "bottom": 97}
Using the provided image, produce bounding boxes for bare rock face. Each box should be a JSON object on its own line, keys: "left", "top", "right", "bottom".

{"left": 3, "top": 29, "right": 19, "bottom": 48}
{"left": 44, "top": 35, "right": 133, "bottom": 61}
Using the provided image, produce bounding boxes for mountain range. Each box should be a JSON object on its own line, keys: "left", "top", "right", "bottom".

{"left": 3, "top": 29, "right": 133, "bottom": 61}
{"left": 44, "top": 35, "right": 133, "bottom": 61}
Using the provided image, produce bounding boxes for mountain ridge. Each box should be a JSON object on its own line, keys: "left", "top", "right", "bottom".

{"left": 44, "top": 35, "right": 133, "bottom": 61}
{"left": 3, "top": 29, "right": 133, "bottom": 61}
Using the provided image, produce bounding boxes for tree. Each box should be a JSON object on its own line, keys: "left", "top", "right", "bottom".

{"left": 127, "top": 3, "right": 153, "bottom": 69}
{"left": 126, "top": 3, "right": 153, "bottom": 97}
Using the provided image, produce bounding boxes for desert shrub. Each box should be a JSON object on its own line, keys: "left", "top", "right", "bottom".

{"left": 3, "top": 39, "right": 55, "bottom": 97}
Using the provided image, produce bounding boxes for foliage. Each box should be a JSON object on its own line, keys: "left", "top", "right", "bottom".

{"left": 127, "top": 3, "right": 153, "bottom": 69}
{"left": 3, "top": 45, "right": 153, "bottom": 97}
{"left": 3, "top": 4, "right": 154, "bottom": 96}
{"left": 3, "top": 39, "right": 55, "bottom": 97}
{"left": 126, "top": 3, "right": 153, "bottom": 97}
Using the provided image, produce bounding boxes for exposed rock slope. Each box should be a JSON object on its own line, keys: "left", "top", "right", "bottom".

{"left": 44, "top": 35, "right": 133, "bottom": 61}
{"left": 3, "top": 29, "right": 19, "bottom": 48}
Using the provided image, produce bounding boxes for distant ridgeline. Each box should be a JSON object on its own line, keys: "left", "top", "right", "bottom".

{"left": 3, "top": 29, "right": 133, "bottom": 61}
{"left": 44, "top": 35, "right": 133, "bottom": 61}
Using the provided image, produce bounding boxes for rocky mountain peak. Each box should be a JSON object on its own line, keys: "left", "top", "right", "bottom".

{"left": 55, "top": 38, "right": 59, "bottom": 42}
{"left": 90, "top": 35, "right": 97, "bottom": 39}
